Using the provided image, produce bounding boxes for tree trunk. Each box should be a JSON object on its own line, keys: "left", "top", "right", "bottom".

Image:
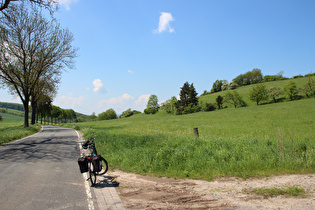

{"left": 31, "top": 103, "right": 36, "bottom": 125}
{"left": 23, "top": 100, "right": 29, "bottom": 128}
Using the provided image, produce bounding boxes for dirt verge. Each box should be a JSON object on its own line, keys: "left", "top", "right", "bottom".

{"left": 108, "top": 170, "right": 314, "bottom": 209}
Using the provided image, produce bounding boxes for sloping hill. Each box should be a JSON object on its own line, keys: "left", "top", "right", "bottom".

{"left": 199, "top": 76, "right": 314, "bottom": 108}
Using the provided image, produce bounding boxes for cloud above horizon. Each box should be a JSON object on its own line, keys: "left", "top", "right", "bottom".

{"left": 55, "top": 93, "right": 86, "bottom": 108}
{"left": 92, "top": 79, "right": 103, "bottom": 93}
{"left": 97, "top": 93, "right": 150, "bottom": 114}
{"left": 55, "top": 0, "right": 78, "bottom": 10}
{"left": 154, "top": 12, "right": 175, "bottom": 33}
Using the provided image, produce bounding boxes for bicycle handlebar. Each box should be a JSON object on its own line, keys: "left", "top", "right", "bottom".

{"left": 82, "top": 139, "right": 95, "bottom": 149}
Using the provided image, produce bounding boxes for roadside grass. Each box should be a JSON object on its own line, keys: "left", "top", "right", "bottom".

{"left": 246, "top": 186, "right": 307, "bottom": 199}
{"left": 69, "top": 98, "right": 315, "bottom": 180}
{"left": 0, "top": 113, "right": 40, "bottom": 145}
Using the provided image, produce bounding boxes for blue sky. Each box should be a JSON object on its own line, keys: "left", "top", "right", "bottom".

{"left": 1, "top": 0, "right": 315, "bottom": 115}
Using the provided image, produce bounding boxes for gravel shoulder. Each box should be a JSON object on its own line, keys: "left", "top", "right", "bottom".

{"left": 108, "top": 170, "right": 314, "bottom": 209}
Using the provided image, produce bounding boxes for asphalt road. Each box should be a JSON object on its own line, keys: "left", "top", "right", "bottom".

{"left": 0, "top": 126, "right": 92, "bottom": 210}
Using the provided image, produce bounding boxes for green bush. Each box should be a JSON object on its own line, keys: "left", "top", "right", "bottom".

{"left": 284, "top": 81, "right": 299, "bottom": 101}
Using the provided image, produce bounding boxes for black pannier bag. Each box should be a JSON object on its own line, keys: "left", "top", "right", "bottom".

{"left": 78, "top": 157, "right": 88, "bottom": 173}
{"left": 92, "top": 155, "right": 102, "bottom": 172}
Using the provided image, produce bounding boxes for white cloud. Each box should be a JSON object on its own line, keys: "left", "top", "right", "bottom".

{"left": 55, "top": 93, "right": 86, "bottom": 108}
{"left": 55, "top": 0, "right": 78, "bottom": 10}
{"left": 135, "top": 94, "right": 150, "bottom": 106}
{"left": 154, "top": 12, "right": 175, "bottom": 33}
{"left": 92, "top": 79, "right": 103, "bottom": 93}
{"left": 105, "top": 93, "right": 134, "bottom": 105}
{"left": 97, "top": 94, "right": 150, "bottom": 114}
{"left": 128, "top": 70, "right": 134, "bottom": 74}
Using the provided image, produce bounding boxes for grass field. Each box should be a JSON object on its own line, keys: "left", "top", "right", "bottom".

{"left": 199, "top": 76, "right": 314, "bottom": 108}
{"left": 68, "top": 97, "right": 315, "bottom": 180}
{"left": 0, "top": 113, "right": 40, "bottom": 145}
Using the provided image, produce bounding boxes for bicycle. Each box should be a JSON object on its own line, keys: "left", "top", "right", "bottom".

{"left": 78, "top": 138, "right": 108, "bottom": 186}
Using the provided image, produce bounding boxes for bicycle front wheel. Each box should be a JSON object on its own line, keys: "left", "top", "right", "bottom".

{"left": 97, "top": 156, "right": 108, "bottom": 175}
{"left": 89, "top": 162, "right": 96, "bottom": 186}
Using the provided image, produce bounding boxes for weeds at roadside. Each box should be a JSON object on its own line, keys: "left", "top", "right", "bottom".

{"left": 245, "top": 186, "right": 307, "bottom": 199}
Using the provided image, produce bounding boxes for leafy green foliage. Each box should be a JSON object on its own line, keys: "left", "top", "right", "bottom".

{"left": 303, "top": 76, "right": 315, "bottom": 98}
{"left": 144, "top": 95, "right": 159, "bottom": 114}
{"left": 268, "top": 87, "right": 283, "bottom": 103}
{"left": 120, "top": 108, "right": 134, "bottom": 118}
{"left": 176, "top": 82, "right": 198, "bottom": 114}
{"left": 216, "top": 95, "right": 223, "bottom": 109}
{"left": 224, "top": 91, "right": 247, "bottom": 108}
{"left": 98, "top": 108, "right": 117, "bottom": 120}
{"left": 211, "top": 80, "right": 228, "bottom": 93}
{"left": 249, "top": 84, "right": 268, "bottom": 105}
{"left": 232, "top": 68, "right": 263, "bottom": 86}
{"left": 0, "top": 102, "right": 24, "bottom": 111}
{"left": 160, "top": 96, "right": 178, "bottom": 114}
{"left": 199, "top": 101, "right": 216, "bottom": 112}
{"left": 284, "top": 81, "right": 299, "bottom": 101}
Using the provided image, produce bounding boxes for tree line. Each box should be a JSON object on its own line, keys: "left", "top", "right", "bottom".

{"left": 204, "top": 69, "right": 315, "bottom": 96}
{"left": 0, "top": 3, "right": 77, "bottom": 127}
{"left": 86, "top": 72, "right": 314, "bottom": 122}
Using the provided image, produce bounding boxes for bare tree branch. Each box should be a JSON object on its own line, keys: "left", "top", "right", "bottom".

{"left": 0, "top": 4, "right": 77, "bottom": 127}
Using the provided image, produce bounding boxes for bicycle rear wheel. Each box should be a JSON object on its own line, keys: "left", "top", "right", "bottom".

{"left": 97, "top": 156, "right": 108, "bottom": 175}
{"left": 89, "top": 162, "right": 96, "bottom": 186}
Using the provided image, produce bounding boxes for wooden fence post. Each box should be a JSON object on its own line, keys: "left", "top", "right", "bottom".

{"left": 194, "top": 127, "right": 199, "bottom": 138}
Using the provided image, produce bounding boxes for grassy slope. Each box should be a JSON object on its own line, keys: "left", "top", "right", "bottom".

{"left": 199, "top": 76, "right": 314, "bottom": 107}
{"left": 0, "top": 113, "right": 40, "bottom": 145}
{"left": 72, "top": 97, "right": 315, "bottom": 179}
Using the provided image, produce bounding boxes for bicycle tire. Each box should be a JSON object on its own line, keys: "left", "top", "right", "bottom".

{"left": 89, "top": 162, "right": 97, "bottom": 186}
{"left": 96, "top": 156, "right": 108, "bottom": 175}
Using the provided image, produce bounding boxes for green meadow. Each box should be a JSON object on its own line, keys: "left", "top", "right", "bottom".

{"left": 71, "top": 97, "right": 315, "bottom": 180}
{"left": 0, "top": 112, "right": 40, "bottom": 145}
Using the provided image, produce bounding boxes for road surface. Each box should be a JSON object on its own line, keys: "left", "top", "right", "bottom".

{"left": 0, "top": 126, "right": 93, "bottom": 210}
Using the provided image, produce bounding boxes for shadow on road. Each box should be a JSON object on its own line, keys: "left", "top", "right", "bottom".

{"left": 0, "top": 126, "right": 80, "bottom": 163}
{"left": 94, "top": 175, "right": 120, "bottom": 188}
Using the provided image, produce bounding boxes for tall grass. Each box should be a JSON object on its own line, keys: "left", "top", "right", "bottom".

{"left": 0, "top": 113, "right": 40, "bottom": 145}
{"left": 71, "top": 98, "right": 315, "bottom": 180}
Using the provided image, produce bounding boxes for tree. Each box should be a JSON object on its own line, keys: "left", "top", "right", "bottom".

{"left": 37, "top": 94, "right": 52, "bottom": 124}
{"left": 224, "top": 91, "right": 247, "bottom": 108}
{"left": 50, "top": 105, "right": 62, "bottom": 124}
{"left": 284, "top": 81, "right": 298, "bottom": 101}
{"left": 65, "top": 109, "right": 76, "bottom": 122}
{"left": 176, "top": 82, "right": 198, "bottom": 114}
{"left": 160, "top": 96, "right": 177, "bottom": 114}
{"left": 304, "top": 76, "right": 315, "bottom": 98}
{"left": 90, "top": 112, "right": 97, "bottom": 121}
{"left": 31, "top": 76, "right": 57, "bottom": 124}
{"left": 211, "top": 80, "right": 223, "bottom": 93}
{"left": 232, "top": 68, "right": 263, "bottom": 86}
{"left": 216, "top": 95, "right": 223, "bottom": 109}
{"left": 120, "top": 108, "right": 134, "bottom": 118}
{"left": 0, "top": 5, "right": 77, "bottom": 127}
{"left": 250, "top": 68, "right": 263, "bottom": 84}
{"left": 0, "top": 0, "right": 57, "bottom": 12}
{"left": 98, "top": 109, "right": 117, "bottom": 120}
{"left": 268, "top": 87, "right": 282, "bottom": 103}
{"left": 249, "top": 84, "right": 268, "bottom": 105}
{"left": 144, "top": 95, "right": 159, "bottom": 114}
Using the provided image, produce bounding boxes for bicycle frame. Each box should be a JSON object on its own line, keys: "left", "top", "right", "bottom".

{"left": 81, "top": 138, "right": 108, "bottom": 186}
